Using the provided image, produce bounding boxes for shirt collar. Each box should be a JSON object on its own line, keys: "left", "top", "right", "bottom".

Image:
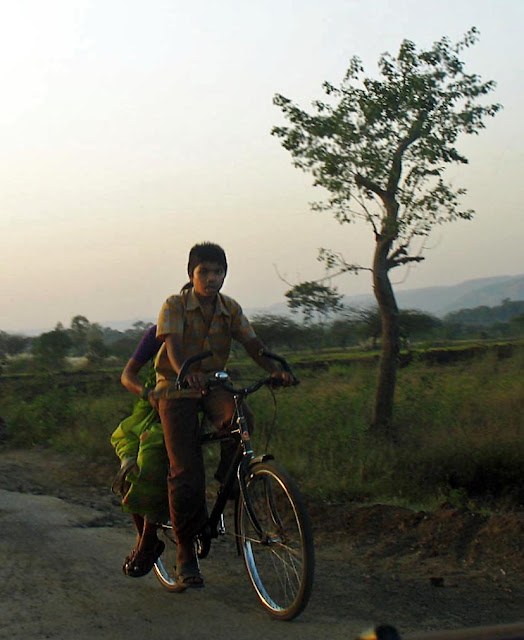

{"left": 185, "top": 288, "right": 230, "bottom": 316}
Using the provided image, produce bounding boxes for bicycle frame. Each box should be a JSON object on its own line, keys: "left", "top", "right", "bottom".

{"left": 174, "top": 349, "right": 297, "bottom": 548}
{"left": 201, "top": 391, "right": 268, "bottom": 543}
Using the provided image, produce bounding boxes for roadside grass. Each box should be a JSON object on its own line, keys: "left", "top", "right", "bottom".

{"left": 3, "top": 384, "right": 131, "bottom": 458}
{"left": 247, "top": 347, "right": 524, "bottom": 509}
{"left": 1, "top": 346, "right": 522, "bottom": 510}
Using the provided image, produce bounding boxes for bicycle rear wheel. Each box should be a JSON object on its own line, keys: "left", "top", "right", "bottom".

{"left": 237, "top": 461, "right": 314, "bottom": 620}
{"left": 154, "top": 524, "right": 186, "bottom": 592}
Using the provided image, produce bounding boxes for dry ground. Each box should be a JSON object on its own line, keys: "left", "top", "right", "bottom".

{"left": 0, "top": 446, "right": 522, "bottom": 639}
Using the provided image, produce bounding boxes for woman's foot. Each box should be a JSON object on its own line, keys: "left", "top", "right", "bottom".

{"left": 122, "top": 547, "right": 138, "bottom": 574}
{"left": 123, "top": 539, "right": 165, "bottom": 578}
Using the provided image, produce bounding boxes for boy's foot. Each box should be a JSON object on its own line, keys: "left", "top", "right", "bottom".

{"left": 176, "top": 540, "right": 205, "bottom": 588}
{"left": 176, "top": 559, "right": 204, "bottom": 588}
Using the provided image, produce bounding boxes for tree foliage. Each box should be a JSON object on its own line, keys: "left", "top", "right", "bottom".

{"left": 285, "top": 281, "right": 344, "bottom": 323}
{"left": 250, "top": 314, "right": 304, "bottom": 350}
{"left": 32, "top": 326, "right": 73, "bottom": 369}
{"left": 0, "top": 331, "right": 31, "bottom": 359}
{"left": 347, "top": 307, "right": 440, "bottom": 346}
{"left": 444, "top": 299, "right": 524, "bottom": 326}
{"left": 273, "top": 27, "right": 500, "bottom": 258}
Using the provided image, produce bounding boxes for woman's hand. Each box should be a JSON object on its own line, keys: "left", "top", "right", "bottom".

{"left": 111, "top": 457, "right": 139, "bottom": 496}
{"left": 144, "top": 389, "right": 160, "bottom": 411}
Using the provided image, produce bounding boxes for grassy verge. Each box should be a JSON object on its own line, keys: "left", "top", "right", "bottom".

{"left": 1, "top": 346, "right": 522, "bottom": 510}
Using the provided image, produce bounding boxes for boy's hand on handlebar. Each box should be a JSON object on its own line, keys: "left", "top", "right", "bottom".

{"left": 270, "top": 371, "right": 295, "bottom": 387}
{"left": 184, "top": 371, "right": 209, "bottom": 393}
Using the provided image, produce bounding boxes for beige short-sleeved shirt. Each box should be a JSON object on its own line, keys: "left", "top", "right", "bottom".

{"left": 155, "top": 288, "right": 256, "bottom": 389}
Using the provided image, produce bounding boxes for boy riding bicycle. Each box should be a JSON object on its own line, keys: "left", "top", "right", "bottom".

{"left": 153, "top": 242, "right": 293, "bottom": 588}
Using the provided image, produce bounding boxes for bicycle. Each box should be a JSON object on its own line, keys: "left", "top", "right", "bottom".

{"left": 152, "top": 350, "right": 315, "bottom": 621}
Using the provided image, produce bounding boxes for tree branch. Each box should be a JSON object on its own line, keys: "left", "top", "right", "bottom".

{"left": 388, "top": 255, "right": 425, "bottom": 269}
{"left": 355, "top": 173, "right": 387, "bottom": 201}
{"left": 386, "top": 114, "right": 427, "bottom": 196}
{"left": 386, "top": 243, "right": 426, "bottom": 269}
{"left": 354, "top": 191, "right": 381, "bottom": 236}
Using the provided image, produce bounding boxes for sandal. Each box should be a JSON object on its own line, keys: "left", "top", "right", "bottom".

{"left": 122, "top": 547, "right": 138, "bottom": 574}
{"left": 176, "top": 559, "right": 204, "bottom": 589}
{"left": 123, "top": 540, "right": 165, "bottom": 578}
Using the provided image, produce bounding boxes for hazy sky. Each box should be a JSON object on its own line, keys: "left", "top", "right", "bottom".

{"left": 2, "top": 0, "right": 523, "bottom": 333}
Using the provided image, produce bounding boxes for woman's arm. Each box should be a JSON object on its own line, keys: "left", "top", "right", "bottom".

{"left": 121, "top": 357, "right": 147, "bottom": 397}
{"left": 120, "top": 325, "right": 161, "bottom": 399}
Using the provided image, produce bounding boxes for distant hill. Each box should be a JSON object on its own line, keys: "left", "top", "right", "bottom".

{"left": 91, "top": 274, "right": 524, "bottom": 331}
{"left": 12, "top": 274, "right": 523, "bottom": 336}
{"left": 445, "top": 299, "right": 524, "bottom": 325}
{"left": 245, "top": 274, "right": 524, "bottom": 319}
{"left": 384, "top": 274, "right": 524, "bottom": 316}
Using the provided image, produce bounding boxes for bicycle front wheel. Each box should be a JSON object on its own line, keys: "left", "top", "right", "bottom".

{"left": 237, "top": 461, "right": 314, "bottom": 620}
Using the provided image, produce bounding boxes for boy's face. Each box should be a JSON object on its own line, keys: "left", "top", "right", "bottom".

{"left": 191, "top": 261, "right": 226, "bottom": 299}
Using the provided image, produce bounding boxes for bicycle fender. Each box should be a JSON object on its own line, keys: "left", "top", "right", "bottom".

{"left": 248, "top": 454, "right": 275, "bottom": 468}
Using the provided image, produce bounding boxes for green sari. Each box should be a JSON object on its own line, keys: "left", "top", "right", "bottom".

{"left": 110, "top": 368, "right": 169, "bottom": 522}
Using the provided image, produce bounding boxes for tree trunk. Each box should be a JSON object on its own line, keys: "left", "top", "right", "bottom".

{"left": 370, "top": 226, "right": 400, "bottom": 441}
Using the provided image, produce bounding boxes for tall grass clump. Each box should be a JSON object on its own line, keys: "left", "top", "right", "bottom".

{"left": 244, "top": 347, "right": 524, "bottom": 507}
{"left": 3, "top": 383, "right": 133, "bottom": 460}
{"left": 247, "top": 362, "right": 384, "bottom": 500}
{"left": 4, "top": 386, "right": 76, "bottom": 447}
{"left": 392, "top": 347, "right": 524, "bottom": 507}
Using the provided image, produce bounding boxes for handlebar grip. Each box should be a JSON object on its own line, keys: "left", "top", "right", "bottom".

{"left": 176, "top": 350, "right": 213, "bottom": 389}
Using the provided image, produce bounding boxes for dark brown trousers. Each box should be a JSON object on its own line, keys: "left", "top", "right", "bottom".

{"left": 158, "top": 390, "right": 253, "bottom": 544}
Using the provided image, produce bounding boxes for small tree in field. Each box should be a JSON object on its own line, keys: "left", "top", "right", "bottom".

{"left": 32, "top": 326, "right": 72, "bottom": 369}
{"left": 273, "top": 28, "right": 500, "bottom": 439}
{"left": 250, "top": 314, "right": 303, "bottom": 350}
{"left": 285, "top": 281, "right": 344, "bottom": 324}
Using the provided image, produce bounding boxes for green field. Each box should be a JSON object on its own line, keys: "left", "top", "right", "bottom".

{"left": 1, "top": 343, "right": 523, "bottom": 511}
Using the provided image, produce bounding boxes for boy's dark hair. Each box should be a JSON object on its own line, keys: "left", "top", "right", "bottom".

{"left": 187, "top": 242, "right": 228, "bottom": 277}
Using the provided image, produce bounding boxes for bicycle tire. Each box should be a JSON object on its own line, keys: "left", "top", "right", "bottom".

{"left": 237, "top": 460, "right": 314, "bottom": 620}
{"left": 153, "top": 525, "right": 186, "bottom": 593}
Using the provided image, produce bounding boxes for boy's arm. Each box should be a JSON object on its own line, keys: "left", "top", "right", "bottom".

{"left": 164, "top": 333, "right": 208, "bottom": 391}
{"left": 243, "top": 337, "right": 294, "bottom": 385}
{"left": 163, "top": 333, "right": 185, "bottom": 375}
{"left": 229, "top": 302, "right": 292, "bottom": 383}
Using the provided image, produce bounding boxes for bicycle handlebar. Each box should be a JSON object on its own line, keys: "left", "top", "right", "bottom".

{"left": 175, "top": 349, "right": 299, "bottom": 394}
{"left": 175, "top": 350, "right": 213, "bottom": 389}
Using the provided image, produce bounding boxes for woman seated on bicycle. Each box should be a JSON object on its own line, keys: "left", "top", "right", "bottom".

{"left": 154, "top": 242, "right": 293, "bottom": 589}
{"left": 111, "top": 319, "right": 250, "bottom": 579}
{"left": 111, "top": 324, "right": 169, "bottom": 577}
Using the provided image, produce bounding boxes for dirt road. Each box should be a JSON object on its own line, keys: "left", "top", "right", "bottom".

{"left": 0, "top": 488, "right": 378, "bottom": 640}
{"left": 0, "top": 449, "right": 522, "bottom": 640}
